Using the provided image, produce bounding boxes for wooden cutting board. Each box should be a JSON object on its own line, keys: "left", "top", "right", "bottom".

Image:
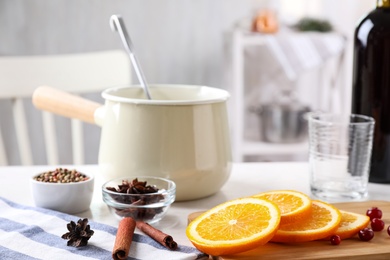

{"left": 188, "top": 200, "right": 390, "bottom": 260}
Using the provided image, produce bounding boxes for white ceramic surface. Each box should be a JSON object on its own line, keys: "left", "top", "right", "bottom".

{"left": 30, "top": 171, "right": 94, "bottom": 214}
{"left": 94, "top": 85, "right": 232, "bottom": 201}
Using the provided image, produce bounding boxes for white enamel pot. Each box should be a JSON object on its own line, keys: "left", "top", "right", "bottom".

{"left": 33, "top": 85, "right": 232, "bottom": 201}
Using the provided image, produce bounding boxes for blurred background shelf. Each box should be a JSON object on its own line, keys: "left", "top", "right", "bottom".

{"left": 229, "top": 29, "right": 347, "bottom": 162}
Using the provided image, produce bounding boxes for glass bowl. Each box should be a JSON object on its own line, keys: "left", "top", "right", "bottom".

{"left": 102, "top": 176, "right": 176, "bottom": 224}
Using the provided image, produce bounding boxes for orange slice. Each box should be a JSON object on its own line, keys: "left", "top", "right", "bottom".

{"left": 253, "top": 190, "right": 312, "bottom": 224}
{"left": 186, "top": 197, "right": 281, "bottom": 256}
{"left": 271, "top": 200, "right": 342, "bottom": 243}
{"left": 331, "top": 210, "right": 370, "bottom": 239}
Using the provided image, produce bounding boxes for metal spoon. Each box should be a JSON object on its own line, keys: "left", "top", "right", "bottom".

{"left": 110, "top": 14, "right": 152, "bottom": 99}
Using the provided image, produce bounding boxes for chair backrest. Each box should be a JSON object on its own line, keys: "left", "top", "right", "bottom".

{"left": 0, "top": 50, "right": 131, "bottom": 166}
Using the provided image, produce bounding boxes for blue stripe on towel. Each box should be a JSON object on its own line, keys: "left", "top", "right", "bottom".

{"left": 0, "top": 217, "right": 113, "bottom": 260}
{"left": 0, "top": 245, "right": 40, "bottom": 260}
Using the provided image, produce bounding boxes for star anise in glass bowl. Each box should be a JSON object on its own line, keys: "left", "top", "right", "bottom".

{"left": 102, "top": 176, "right": 176, "bottom": 224}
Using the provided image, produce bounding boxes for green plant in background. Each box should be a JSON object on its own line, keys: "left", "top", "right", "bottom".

{"left": 294, "top": 17, "right": 333, "bottom": 32}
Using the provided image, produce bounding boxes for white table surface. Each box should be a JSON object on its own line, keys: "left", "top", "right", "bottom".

{"left": 1, "top": 162, "right": 389, "bottom": 248}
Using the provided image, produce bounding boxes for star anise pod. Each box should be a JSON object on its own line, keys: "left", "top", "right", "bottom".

{"left": 61, "top": 218, "right": 94, "bottom": 247}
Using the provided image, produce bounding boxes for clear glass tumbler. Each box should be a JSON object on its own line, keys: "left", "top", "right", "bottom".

{"left": 308, "top": 113, "right": 375, "bottom": 202}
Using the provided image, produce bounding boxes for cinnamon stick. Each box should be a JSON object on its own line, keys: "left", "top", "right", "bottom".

{"left": 112, "top": 217, "right": 136, "bottom": 260}
{"left": 136, "top": 221, "right": 178, "bottom": 250}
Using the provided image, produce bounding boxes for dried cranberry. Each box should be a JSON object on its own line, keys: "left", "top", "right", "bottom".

{"left": 366, "top": 207, "right": 382, "bottom": 220}
{"left": 330, "top": 235, "right": 341, "bottom": 245}
{"left": 371, "top": 218, "right": 385, "bottom": 231}
{"left": 358, "top": 228, "right": 374, "bottom": 241}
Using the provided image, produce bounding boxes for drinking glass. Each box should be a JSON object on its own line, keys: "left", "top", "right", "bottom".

{"left": 308, "top": 112, "right": 375, "bottom": 201}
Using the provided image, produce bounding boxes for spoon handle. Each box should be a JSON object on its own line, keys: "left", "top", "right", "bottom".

{"left": 110, "top": 14, "right": 152, "bottom": 100}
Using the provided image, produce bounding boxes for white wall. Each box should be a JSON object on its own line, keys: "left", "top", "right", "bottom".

{"left": 0, "top": 0, "right": 272, "bottom": 88}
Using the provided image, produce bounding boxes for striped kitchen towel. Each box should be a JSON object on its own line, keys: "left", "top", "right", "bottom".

{"left": 0, "top": 197, "right": 207, "bottom": 260}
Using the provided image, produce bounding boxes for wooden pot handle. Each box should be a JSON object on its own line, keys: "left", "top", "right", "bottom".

{"left": 32, "top": 86, "right": 102, "bottom": 124}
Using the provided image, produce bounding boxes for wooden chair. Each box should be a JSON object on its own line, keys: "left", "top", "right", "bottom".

{"left": 0, "top": 50, "right": 131, "bottom": 165}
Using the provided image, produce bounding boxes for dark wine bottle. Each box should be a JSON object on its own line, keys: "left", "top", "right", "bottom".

{"left": 351, "top": 0, "right": 390, "bottom": 183}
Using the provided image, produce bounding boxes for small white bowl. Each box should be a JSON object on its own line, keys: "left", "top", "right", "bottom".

{"left": 31, "top": 170, "right": 94, "bottom": 214}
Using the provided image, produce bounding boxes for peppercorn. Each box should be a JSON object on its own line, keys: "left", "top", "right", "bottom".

{"left": 33, "top": 168, "right": 89, "bottom": 183}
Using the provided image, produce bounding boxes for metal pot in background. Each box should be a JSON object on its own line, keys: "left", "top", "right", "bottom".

{"left": 252, "top": 93, "right": 310, "bottom": 143}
